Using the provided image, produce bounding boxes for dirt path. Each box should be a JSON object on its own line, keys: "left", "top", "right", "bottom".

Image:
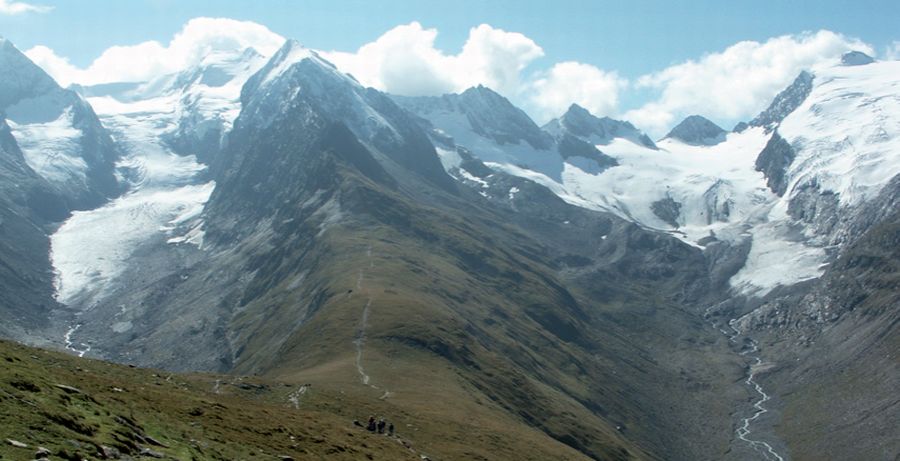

{"left": 354, "top": 298, "right": 373, "bottom": 385}
{"left": 353, "top": 245, "right": 384, "bottom": 392}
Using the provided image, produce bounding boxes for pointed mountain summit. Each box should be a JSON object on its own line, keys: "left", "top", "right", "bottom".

{"left": 748, "top": 70, "right": 814, "bottom": 130}
{"left": 396, "top": 90, "right": 618, "bottom": 182}
{"left": 234, "top": 39, "right": 455, "bottom": 191}
{"left": 395, "top": 85, "right": 553, "bottom": 151}
{"left": 544, "top": 103, "right": 658, "bottom": 149}
{"left": 0, "top": 38, "right": 120, "bottom": 210}
{"left": 664, "top": 115, "right": 726, "bottom": 146}
{"left": 455, "top": 85, "right": 553, "bottom": 150}
{"left": 0, "top": 38, "right": 60, "bottom": 108}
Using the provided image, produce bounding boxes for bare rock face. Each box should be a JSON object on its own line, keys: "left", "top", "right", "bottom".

{"left": 664, "top": 115, "right": 726, "bottom": 146}
{"left": 749, "top": 71, "right": 814, "bottom": 130}
{"left": 651, "top": 196, "right": 682, "bottom": 228}
{"left": 547, "top": 103, "right": 658, "bottom": 149}
{"left": 841, "top": 51, "right": 874, "bottom": 66}
{"left": 754, "top": 131, "right": 796, "bottom": 196}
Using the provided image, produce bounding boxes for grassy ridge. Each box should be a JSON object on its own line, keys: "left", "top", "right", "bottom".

{"left": 215, "top": 163, "right": 743, "bottom": 460}
{"left": 0, "top": 339, "right": 423, "bottom": 460}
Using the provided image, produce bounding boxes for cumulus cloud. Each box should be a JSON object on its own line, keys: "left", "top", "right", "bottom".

{"left": 0, "top": 0, "right": 51, "bottom": 14}
{"left": 26, "top": 18, "right": 625, "bottom": 123}
{"left": 624, "top": 30, "right": 874, "bottom": 135}
{"left": 322, "top": 22, "right": 627, "bottom": 121}
{"left": 528, "top": 61, "right": 626, "bottom": 122}
{"left": 886, "top": 41, "right": 900, "bottom": 60}
{"left": 322, "top": 22, "right": 544, "bottom": 97}
{"left": 323, "top": 22, "right": 455, "bottom": 95}
{"left": 25, "top": 17, "right": 284, "bottom": 86}
{"left": 27, "top": 18, "right": 869, "bottom": 139}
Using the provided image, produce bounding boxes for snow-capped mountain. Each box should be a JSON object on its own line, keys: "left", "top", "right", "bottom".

{"left": 75, "top": 46, "right": 268, "bottom": 163}
{"left": 745, "top": 70, "right": 814, "bottom": 131}
{"left": 49, "top": 42, "right": 274, "bottom": 306}
{"left": 404, "top": 55, "right": 899, "bottom": 298}
{"left": 732, "top": 56, "right": 900, "bottom": 295}
{"left": 91, "top": 42, "right": 731, "bottom": 460}
{"left": 0, "top": 38, "right": 120, "bottom": 211}
{"left": 543, "top": 103, "right": 658, "bottom": 149}
{"left": 387, "top": 55, "right": 899, "bottom": 458}
{"left": 232, "top": 39, "right": 453, "bottom": 191}
{"left": 394, "top": 88, "right": 618, "bottom": 195}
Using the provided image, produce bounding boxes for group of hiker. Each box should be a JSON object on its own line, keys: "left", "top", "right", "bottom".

{"left": 356, "top": 415, "right": 394, "bottom": 436}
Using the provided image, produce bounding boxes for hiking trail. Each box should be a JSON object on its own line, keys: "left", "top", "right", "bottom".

{"left": 353, "top": 245, "right": 385, "bottom": 392}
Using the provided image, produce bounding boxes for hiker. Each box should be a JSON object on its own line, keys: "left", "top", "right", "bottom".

{"left": 388, "top": 422, "right": 395, "bottom": 436}
{"left": 377, "top": 417, "right": 386, "bottom": 434}
{"left": 367, "top": 416, "right": 376, "bottom": 432}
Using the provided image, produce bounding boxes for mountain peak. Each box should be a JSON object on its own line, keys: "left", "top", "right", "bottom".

{"left": 460, "top": 84, "right": 505, "bottom": 102}
{"left": 664, "top": 115, "right": 726, "bottom": 146}
{"left": 442, "top": 86, "right": 553, "bottom": 150}
{"left": 0, "top": 38, "right": 60, "bottom": 108}
{"left": 279, "top": 38, "right": 305, "bottom": 54}
{"left": 561, "top": 103, "right": 594, "bottom": 123}
{"left": 262, "top": 38, "right": 316, "bottom": 77}
{"left": 748, "top": 70, "right": 814, "bottom": 130}
{"left": 547, "top": 104, "right": 657, "bottom": 149}
{"left": 841, "top": 50, "right": 875, "bottom": 66}
{"left": 241, "top": 39, "right": 348, "bottom": 108}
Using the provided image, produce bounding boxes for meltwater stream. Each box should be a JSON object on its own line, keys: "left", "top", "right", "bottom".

{"left": 63, "top": 324, "right": 91, "bottom": 358}
{"left": 705, "top": 305, "right": 786, "bottom": 461}
{"left": 728, "top": 320, "right": 785, "bottom": 461}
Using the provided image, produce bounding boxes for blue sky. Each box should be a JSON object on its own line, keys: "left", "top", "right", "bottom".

{"left": 2, "top": 0, "right": 898, "bottom": 134}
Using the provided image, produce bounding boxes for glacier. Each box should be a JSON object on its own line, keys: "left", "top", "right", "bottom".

{"left": 407, "top": 59, "right": 900, "bottom": 297}
{"left": 50, "top": 47, "right": 273, "bottom": 306}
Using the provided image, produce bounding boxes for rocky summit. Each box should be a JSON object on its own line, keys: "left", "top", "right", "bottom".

{"left": 664, "top": 115, "right": 727, "bottom": 146}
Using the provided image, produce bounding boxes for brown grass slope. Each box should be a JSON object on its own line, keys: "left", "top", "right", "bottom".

{"left": 0, "top": 339, "right": 424, "bottom": 460}
{"left": 197, "top": 108, "right": 742, "bottom": 459}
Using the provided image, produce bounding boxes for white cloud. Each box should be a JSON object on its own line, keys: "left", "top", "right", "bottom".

{"left": 527, "top": 61, "right": 626, "bottom": 123}
{"left": 322, "top": 22, "right": 627, "bottom": 122}
{"left": 25, "top": 19, "right": 874, "bottom": 139}
{"left": 323, "top": 22, "right": 455, "bottom": 95}
{"left": 622, "top": 102, "right": 675, "bottom": 136}
{"left": 24, "top": 18, "right": 624, "bottom": 124}
{"left": 25, "top": 17, "right": 284, "bottom": 86}
{"left": 886, "top": 41, "right": 900, "bottom": 60}
{"left": 0, "top": 0, "right": 51, "bottom": 14}
{"left": 322, "top": 22, "right": 544, "bottom": 97}
{"left": 624, "top": 30, "right": 874, "bottom": 136}
{"left": 20, "top": 45, "right": 80, "bottom": 86}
